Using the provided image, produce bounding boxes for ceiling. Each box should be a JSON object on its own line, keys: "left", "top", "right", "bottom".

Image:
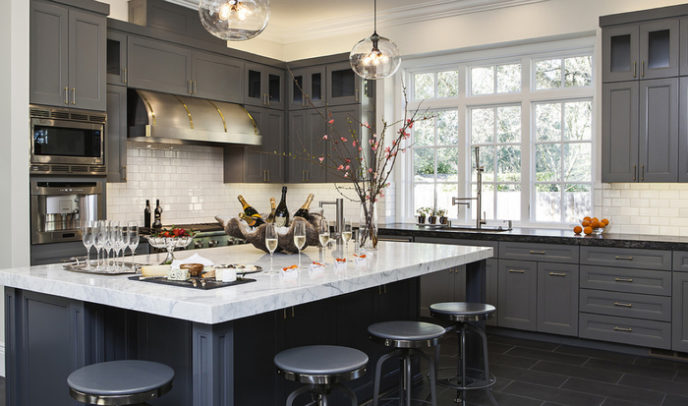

{"left": 167, "top": 0, "right": 547, "bottom": 44}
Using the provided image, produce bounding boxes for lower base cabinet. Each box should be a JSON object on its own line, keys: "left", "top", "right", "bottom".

{"left": 673, "top": 272, "right": 688, "bottom": 352}
{"left": 498, "top": 260, "right": 537, "bottom": 330}
{"left": 537, "top": 263, "right": 579, "bottom": 336}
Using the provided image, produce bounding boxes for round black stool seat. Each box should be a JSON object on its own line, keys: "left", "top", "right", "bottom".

{"left": 368, "top": 320, "right": 446, "bottom": 348}
{"left": 274, "top": 345, "right": 368, "bottom": 384}
{"left": 67, "top": 360, "right": 174, "bottom": 405}
{"left": 430, "top": 302, "right": 496, "bottom": 322}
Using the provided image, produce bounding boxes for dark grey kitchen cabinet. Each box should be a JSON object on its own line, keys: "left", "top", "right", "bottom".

{"left": 537, "top": 262, "right": 578, "bottom": 336}
{"left": 678, "top": 77, "right": 688, "bottom": 181}
{"left": 326, "top": 104, "right": 362, "bottom": 182}
{"left": 245, "top": 63, "right": 284, "bottom": 108}
{"left": 680, "top": 17, "right": 688, "bottom": 75}
{"left": 127, "top": 36, "right": 192, "bottom": 95}
{"left": 673, "top": 272, "right": 688, "bottom": 352}
{"left": 419, "top": 268, "right": 464, "bottom": 317}
{"left": 498, "top": 260, "right": 537, "bottom": 331}
{"left": 239, "top": 107, "right": 284, "bottom": 183}
{"left": 288, "top": 66, "right": 326, "bottom": 109}
{"left": 603, "top": 24, "right": 639, "bottom": 82}
{"left": 639, "top": 78, "right": 678, "bottom": 182}
{"left": 106, "top": 85, "right": 128, "bottom": 183}
{"left": 288, "top": 109, "right": 327, "bottom": 183}
{"left": 327, "top": 62, "right": 361, "bottom": 105}
{"left": 30, "top": 0, "right": 106, "bottom": 111}
{"left": 602, "top": 81, "right": 639, "bottom": 182}
{"left": 107, "top": 31, "right": 127, "bottom": 85}
{"left": 191, "top": 51, "right": 244, "bottom": 103}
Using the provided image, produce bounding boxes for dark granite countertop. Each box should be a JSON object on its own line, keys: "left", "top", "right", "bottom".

{"left": 378, "top": 223, "right": 688, "bottom": 251}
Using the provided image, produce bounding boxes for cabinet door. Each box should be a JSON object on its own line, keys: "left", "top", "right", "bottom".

{"left": 243, "top": 108, "right": 267, "bottom": 183}
{"left": 127, "top": 36, "right": 192, "bottom": 95}
{"left": 602, "top": 24, "right": 639, "bottom": 83}
{"left": 419, "top": 269, "right": 455, "bottom": 318}
{"left": 246, "top": 64, "right": 284, "bottom": 108}
{"left": 306, "top": 110, "right": 327, "bottom": 182}
{"left": 537, "top": 262, "right": 578, "bottom": 336}
{"left": 288, "top": 68, "right": 307, "bottom": 109}
{"left": 68, "top": 8, "right": 107, "bottom": 111}
{"left": 672, "top": 273, "right": 688, "bottom": 352}
{"left": 287, "top": 111, "right": 307, "bottom": 182}
{"left": 485, "top": 258, "right": 499, "bottom": 326}
{"left": 602, "top": 81, "right": 639, "bottom": 182}
{"left": 30, "top": 1, "right": 69, "bottom": 107}
{"left": 265, "top": 67, "right": 284, "bottom": 109}
{"left": 639, "top": 78, "right": 678, "bottom": 182}
{"left": 639, "top": 19, "right": 679, "bottom": 80}
{"left": 679, "top": 78, "right": 688, "bottom": 181}
{"left": 679, "top": 18, "right": 688, "bottom": 75}
{"left": 106, "top": 86, "right": 127, "bottom": 183}
{"left": 192, "top": 51, "right": 243, "bottom": 103}
{"left": 289, "top": 66, "right": 326, "bottom": 109}
{"left": 326, "top": 104, "right": 361, "bottom": 182}
{"left": 245, "top": 63, "right": 265, "bottom": 106}
{"left": 107, "top": 31, "right": 127, "bottom": 85}
{"left": 498, "top": 260, "right": 537, "bottom": 331}
{"left": 245, "top": 107, "right": 284, "bottom": 183}
{"left": 327, "top": 62, "right": 361, "bottom": 105}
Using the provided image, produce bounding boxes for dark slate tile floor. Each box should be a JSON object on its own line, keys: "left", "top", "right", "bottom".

{"left": 377, "top": 334, "right": 688, "bottom": 406}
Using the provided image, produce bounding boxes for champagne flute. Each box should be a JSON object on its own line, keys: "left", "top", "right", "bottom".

{"left": 127, "top": 222, "right": 139, "bottom": 270}
{"left": 120, "top": 226, "right": 131, "bottom": 270}
{"left": 293, "top": 221, "right": 306, "bottom": 269}
{"left": 93, "top": 221, "right": 106, "bottom": 271}
{"left": 342, "top": 220, "right": 353, "bottom": 251}
{"left": 81, "top": 221, "right": 95, "bottom": 269}
{"left": 319, "top": 219, "right": 330, "bottom": 249}
{"left": 265, "top": 223, "right": 278, "bottom": 272}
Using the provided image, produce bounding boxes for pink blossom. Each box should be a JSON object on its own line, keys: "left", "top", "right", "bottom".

{"left": 345, "top": 165, "right": 350, "bottom": 170}
{"left": 337, "top": 164, "right": 344, "bottom": 171}
{"left": 358, "top": 147, "right": 362, "bottom": 152}
{"left": 352, "top": 141, "right": 357, "bottom": 147}
{"left": 345, "top": 158, "right": 351, "bottom": 163}
{"left": 340, "top": 137, "right": 348, "bottom": 142}
{"left": 368, "top": 168, "right": 373, "bottom": 173}
{"left": 318, "top": 157, "right": 325, "bottom": 163}
{"left": 344, "top": 172, "right": 349, "bottom": 178}
{"left": 322, "top": 134, "right": 328, "bottom": 140}
{"left": 373, "top": 133, "right": 378, "bottom": 138}
{"left": 328, "top": 119, "right": 334, "bottom": 124}
{"left": 406, "top": 119, "right": 414, "bottom": 128}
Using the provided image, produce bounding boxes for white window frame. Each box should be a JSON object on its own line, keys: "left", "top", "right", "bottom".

{"left": 396, "top": 35, "right": 595, "bottom": 228}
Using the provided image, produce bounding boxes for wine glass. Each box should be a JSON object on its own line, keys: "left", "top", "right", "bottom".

{"left": 342, "top": 220, "right": 353, "bottom": 251}
{"left": 109, "top": 222, "right": 121, "bottom": 272}
{"left": 81, "top": 221, "right": 95, "bottom": 268}
{"left": 319, "top": 219, "right": 330, "bottom": 249}
{"left": 265, "top": 223, "right": 278, "bottom": 272}
{"left": 127, "top": 222, "right": 139, "bottom": 269}
{"left": 293, "top": 221, "right": 306, "bottom": 269}
{"left": 120, "top": 225, "right": 131, "bottom": 270}
{"left": 93, "top": 221, "right": 106, "bottom": 271}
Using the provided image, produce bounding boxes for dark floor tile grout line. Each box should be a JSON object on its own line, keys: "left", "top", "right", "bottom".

{"left": 659, "top": 393, "right": 668, "bottom": 406}
{"left": 557, "top": 375, "right": 571, "bottom": 389}
{"left": 615, "top": 373, "right": 625, "bottom": 385}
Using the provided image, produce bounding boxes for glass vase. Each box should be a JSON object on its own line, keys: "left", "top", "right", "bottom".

{"left": 359, "top": 200, "right": 378, "bottom": 250}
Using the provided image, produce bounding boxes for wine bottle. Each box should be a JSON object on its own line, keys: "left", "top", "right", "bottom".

{"left": 274, "top": 186, "right": 290, "bottom": 227}
{"left": 237, "top": 195, "right": 264, "bottom": 224}
{"left": 144, "top": 200, "right": 152, "bottom": 228}
{"left": 152, "top": 199, "right": 163, "bottom": 229}
{"left": 266, "top": 197, "right": 277, "bottom": 223}
{"left": 293, "top": 193, "right": 314, "bottom": 219}
{"left": 240, "top": 212, "right": 265, "bottom": 227}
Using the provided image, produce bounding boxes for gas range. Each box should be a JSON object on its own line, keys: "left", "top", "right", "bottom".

{"left": 141, "top": 222, "right": 246, "bottom": 250}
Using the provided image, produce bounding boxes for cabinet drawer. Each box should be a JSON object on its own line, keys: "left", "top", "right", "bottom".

{"left": 499, "top": 242, "right": 578, "bottom": 263}
{"left": 673, "top": 251, "right": 688, "bottom": 272}
{"left": 580, "top": 265, "right": 671, "bottom": 296}
{"left": 415, "top": 237, "right": 498, "bottom": 257}
{"left": 579, "top": 313, "right": 671, "bottom": 349}
{"left": 580, "top": 247, "right": 671, "bottom": 270}
{"left": 579, "top": 289, "right": 671, "bottom": 321}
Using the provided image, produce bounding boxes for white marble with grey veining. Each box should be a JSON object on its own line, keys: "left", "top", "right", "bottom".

{"left": 0, "top": 242, "right": 492, "bottom": 324}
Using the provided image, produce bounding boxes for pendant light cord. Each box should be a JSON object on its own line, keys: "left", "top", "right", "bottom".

{"left": 373, "top": 0, "right": 377, "bottom": 33}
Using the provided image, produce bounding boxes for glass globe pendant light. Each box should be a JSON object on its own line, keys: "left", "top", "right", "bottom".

{"left": 198, "top": 0, "right": 270, "bottom": 41}
{"left": 349, "top": 0, "right": 401, "bottom": 80}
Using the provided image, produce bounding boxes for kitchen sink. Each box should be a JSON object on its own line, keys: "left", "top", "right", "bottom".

{"left": 447, "top": 225, "right": 511, "bottom": 232}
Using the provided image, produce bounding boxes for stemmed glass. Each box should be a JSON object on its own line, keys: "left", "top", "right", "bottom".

{"left": 294, "top": 221, "right": 306, "bottom": 269}
{"left": 319, "top": 219, "right": 330, "bottom": 250}
{"left": 81, "top": 221, "right": 95, "bottom": 269}
{"left": 127, "top": 222, "right": 139, "bottom": 269}
{"left": 119, "top": 225, "right": 130, "bottom": 270}
{"left": 342, "top": 220, "right": 353, "bottom": 251}
{"left": 265, "top": 223, "right": 278, "bottom": 272}
{"left": 93, "top": 221, "right": 107, "bottom": 271}
{"left": 109, "top": 222, "right": 121, "bottom": 272}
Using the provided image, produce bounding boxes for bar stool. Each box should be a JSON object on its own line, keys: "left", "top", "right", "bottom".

{"left": 67, "top": 360, "right": 174, "bottom": 405}
{"left": 274, "top": 345, "right": 368, "bottom": 406}
{"left": 430, "top": 302, "right": 496, "bottom": 403}
{"left": 368, "top": 320, "right": 445, "bottom": 406}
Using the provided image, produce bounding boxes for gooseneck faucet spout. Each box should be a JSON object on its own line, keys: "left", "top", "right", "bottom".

{"left": 452, "top": 147, "right": 486, "bottom": 229}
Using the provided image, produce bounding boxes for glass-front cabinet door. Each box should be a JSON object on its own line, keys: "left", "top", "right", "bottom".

{"left": 288, "top": 66, "right": 325, "bottom": 109}
{"left": 107, "top": 31, "right": 127, "bottom": 85}
{"left": 639, "top": 18, "right": 679, "bottom": 80}
{"left": 244, "top": 63, "right": 284, "bottom": 108}
{"left": 603, "top": 25, "right": 639, "bottom": 82}
{"left": 327, "top": 62, "right": 360, "bottom": 105}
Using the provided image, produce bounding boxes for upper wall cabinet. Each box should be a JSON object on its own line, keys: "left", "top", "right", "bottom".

{"left": 245, "top": 63, "right": 284, "bottom": 109}
{"left": 602, "top": 82, "right": 639, "bottom": 182}
{"left": 327, "top": 62, "right": 361, "bottom": 105}
{"left": 602, "top": 18, "right": 679, "bottom": 82}
{"left": 288, "top": 66, "right": 326, "bottom": 110}
{"left": 30, "top": 0, "right": 107, "bottom": 111}
{"left": 107, "top": 31, "right": 128, "bottom": 85}
{"left": 192, "top": 51, "right": 244, "bottom": 103}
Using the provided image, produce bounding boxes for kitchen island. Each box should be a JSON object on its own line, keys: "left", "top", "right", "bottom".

{"left": 0, "top": 241, "right": 492, "bottom": 406}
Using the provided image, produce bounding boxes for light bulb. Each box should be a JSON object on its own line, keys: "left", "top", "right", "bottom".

{"left": 218, "top": 2, "right": 232, "bottom": 21}
{"left": 199, "top": 0, "right": 270, "bottom": 41}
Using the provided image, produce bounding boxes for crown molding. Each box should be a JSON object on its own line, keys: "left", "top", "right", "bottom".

{"left": 166, "top": 0, "right": 550, "bottom": 45}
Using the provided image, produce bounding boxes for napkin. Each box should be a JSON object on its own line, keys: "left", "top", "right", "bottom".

{"left": 171, "top": 253, "right": 215, "bottom": 270}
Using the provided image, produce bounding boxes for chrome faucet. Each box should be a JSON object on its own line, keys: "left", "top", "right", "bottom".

{"left": 318, "top": 198, "right": 344, "bottom": 241}
{"left": 452, "top": 147, "right": 486, "bottom": 229}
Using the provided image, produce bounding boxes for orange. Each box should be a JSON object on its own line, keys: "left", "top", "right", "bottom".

{"left": 573, "top": 226, "right": 583, "bottom": 234}
{"left": 591, "top": 220, "right": 600, "bottom": 228}
{"left": 583, "top": 226, "right": 593, "bottom": 235}
{"left": 598, "top": 222, "right": 607, "bottom": 228}
{"left": 581, "top": 220, "right": 591, "bottom": 227}
{"left": 583, "top": 216, "right": 592, "bottom": 222}
{"left": 592, "top": 217, "right": 599, "bottom": 223}
{"left": 601, "top": 218, "right": 610, "bottom": 225}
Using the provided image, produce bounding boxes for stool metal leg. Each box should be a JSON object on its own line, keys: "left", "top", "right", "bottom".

{"left": 286, "top": 385, "right": 312, "bottom": 406}
{"left": 404, "top": 352, "right": 412, "bottom": 406}
{"left": 373, "top": 351, "right": 397, "bottom": 406}
{"left": 417, "top": 350, "right": 438, "bottom": 406}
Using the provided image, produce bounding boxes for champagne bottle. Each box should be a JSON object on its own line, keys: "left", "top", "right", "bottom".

{"left": 152, "top": 199, "right": 163, "bottom": 229}
{"left": 144, "top": 200, "right": 152, "bottom": 228}
{"left": 293, "top": 193, "right": 314, "bottom": 219}
{"left": 266, "top": 197, "right": 276, "bottom": 223}
{"left": 237, "top": 195, "right": 264, "bottom": 224}
{"left": 274, "top": 187, "right": 289, "bottom": 227}
{"left": 240, "top": 212, "right": 265, "bottom": 227}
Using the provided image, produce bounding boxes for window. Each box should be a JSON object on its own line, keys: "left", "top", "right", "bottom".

{"left": 404, "top": 43, "right": 594, "bottom": 226}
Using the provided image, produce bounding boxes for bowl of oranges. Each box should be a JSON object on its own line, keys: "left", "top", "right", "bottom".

{"left": 573, "top": 217, "right": 609, "bottom": 236}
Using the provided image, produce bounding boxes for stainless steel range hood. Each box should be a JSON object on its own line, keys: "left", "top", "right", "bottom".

{"left": 128, "top": 89, "right": 261, "bottom": 146}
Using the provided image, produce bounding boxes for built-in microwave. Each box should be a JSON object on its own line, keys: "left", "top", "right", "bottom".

{"left": 29, "top": 105, "right": 107, "bottom": 176}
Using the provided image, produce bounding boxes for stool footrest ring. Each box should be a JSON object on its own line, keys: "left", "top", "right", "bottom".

{"left": 439, "top": 375, "right": 496, "bottom": 391}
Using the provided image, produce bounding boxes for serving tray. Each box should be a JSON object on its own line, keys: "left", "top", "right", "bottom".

{"left": 63, "top": 262, "right": 139, "bottom": 275}
{"left": 129, "top": 275, "right": 256, "bottom": 290}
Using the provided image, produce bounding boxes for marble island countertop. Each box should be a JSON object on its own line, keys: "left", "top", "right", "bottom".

{"left": 0, "top": 242, "right": 492, "bottom": 324}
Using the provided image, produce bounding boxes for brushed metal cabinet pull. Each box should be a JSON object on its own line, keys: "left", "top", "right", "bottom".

{"left": 355, "top": 87, "right": 360, "bottom": 102}
{"left": 64, "top": 87, "right": 69, "bottom": 104}
{"left": 613, "top": 302, "right": 633, "bottom": 308}
{"left": 633, "top": 61, "right": 637, "bottom": 78}
{"left": 614, "top": 326, "right": 633, "bottom": 332}
{"left": 71, "top": 88, "right": 76, "bottom": 105}
{"left": 121, "top": 165, "right": 127, "bottom": 181}
{"left": 615, "top": 277, "right": 633, "bottom": 283}
{"left": 122, "top": 67, "right": 127, "bottom": 84}
{"left": 509, "top": 269, "right": 526, "bottom": 274}
{"left": 615, "top": 256, "right": 633, "bottom": 261}
{"left": 266, "top": 169, "right": 270, "bottom": 182}
{"left": 641, "top": 60, "right": 645, "bottom": 77}
{"left": 291, "top": 306, "right": 295, "bottom": 318}
{"left": 549, "top": 272, "right": 567, "bottom": 277}
{"left": 633, "top": 164, "right": 637, "bottom": 181}
{"left": 529, "top": 250, "right": 546, "bottom": 255}
{"left": 283, "top": 308, "right": 287, "bottom": 319}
